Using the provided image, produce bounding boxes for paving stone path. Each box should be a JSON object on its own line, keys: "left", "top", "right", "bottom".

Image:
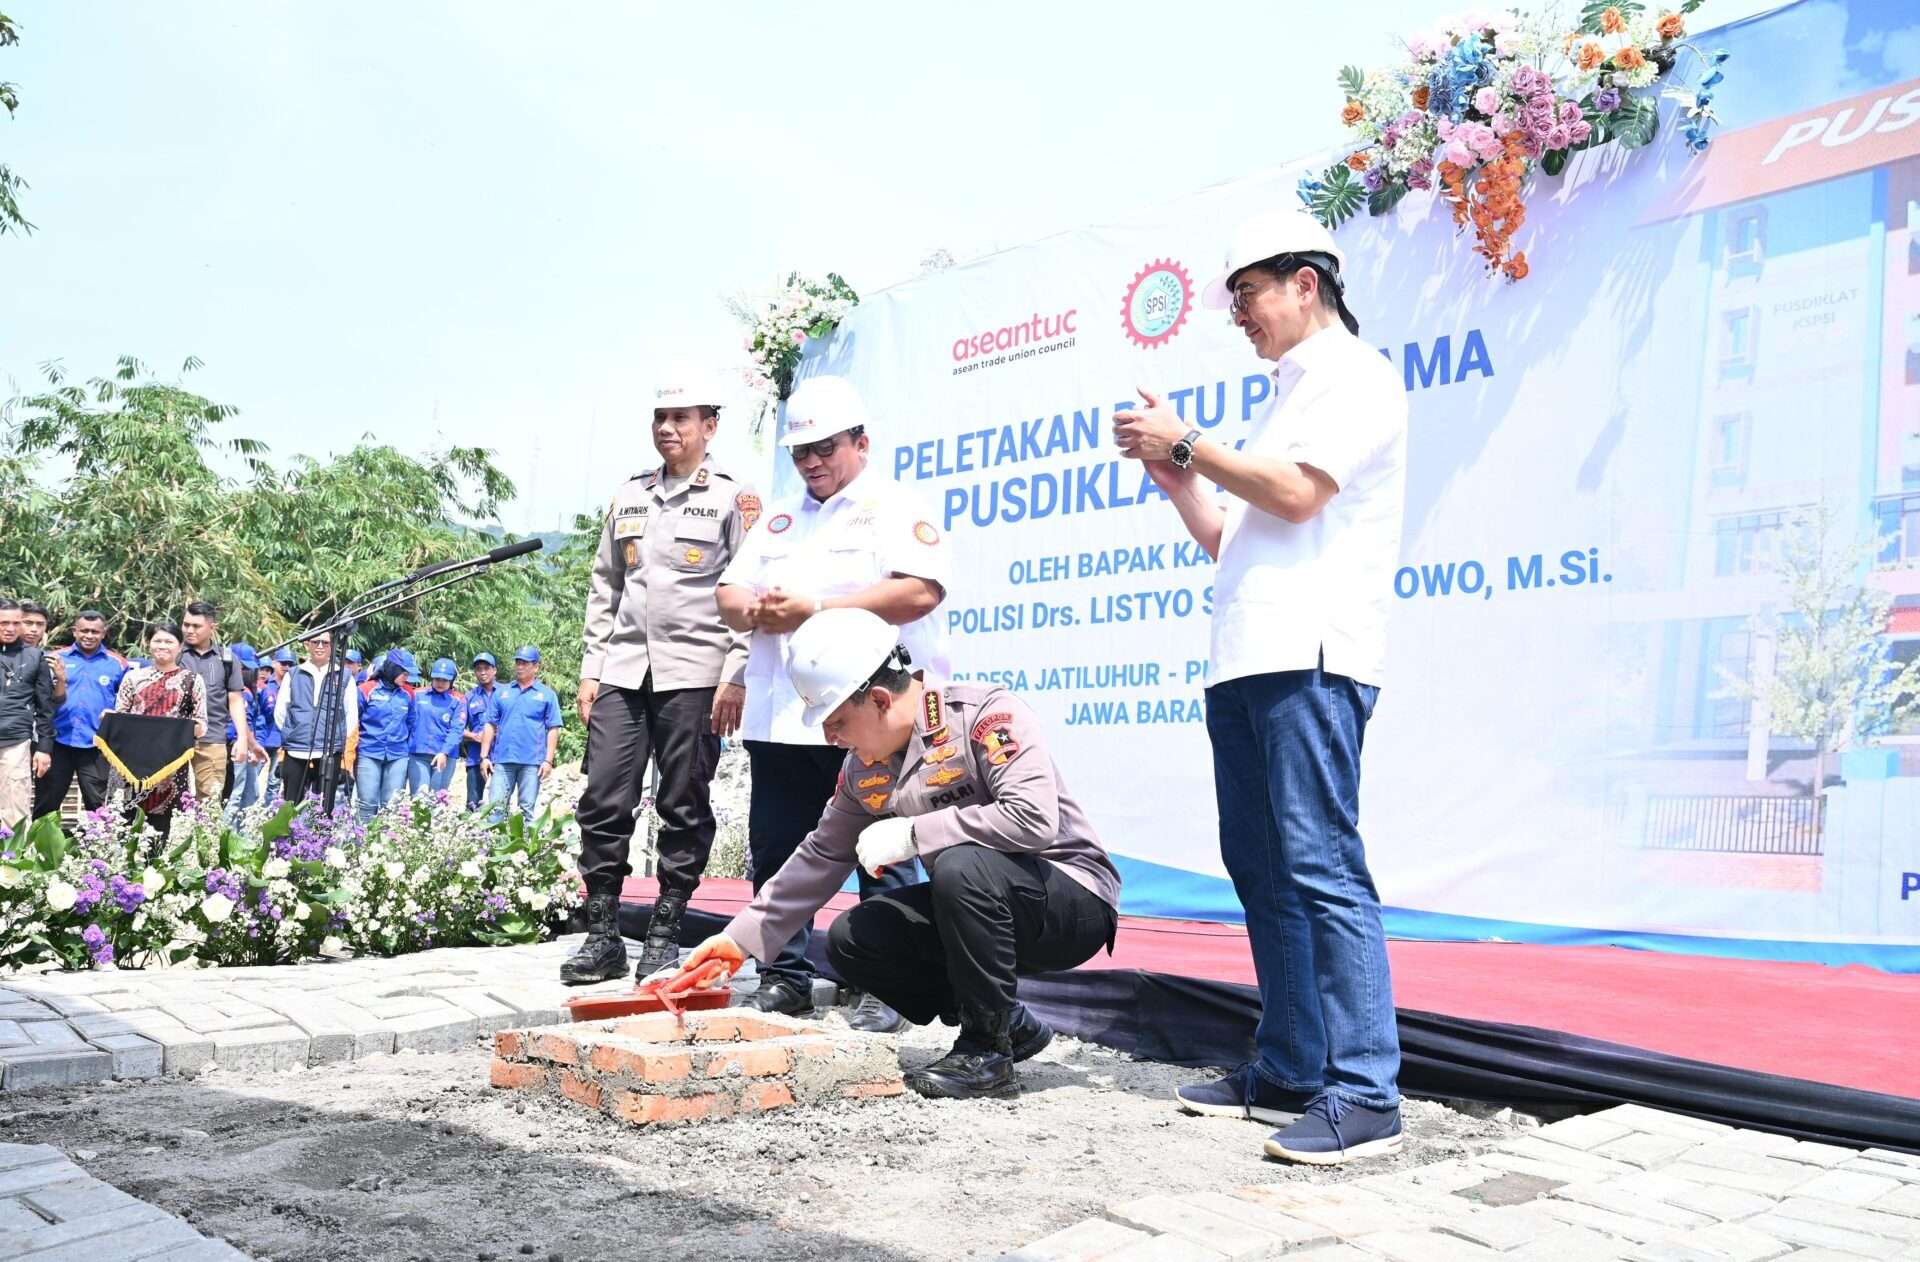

{"left": 1003, "top": 1104, "right": 1920, "bottom": 1261}
{"left": 0, "top": 936, "right": 799, "bottom": 1091}
{"left": 0, "top": 1142, "right": 249, "bottom": 1259}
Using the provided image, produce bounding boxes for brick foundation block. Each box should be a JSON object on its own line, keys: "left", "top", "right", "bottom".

{"left": 488, "top": 1007, "right": 903, "bottom": 1128}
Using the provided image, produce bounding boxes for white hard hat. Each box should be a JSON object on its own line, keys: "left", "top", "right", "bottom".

{"left": 785, "top": 607, "right": 903, "bottom": 726}
{"left": 777, "top": 374, "right": 870, "bottom": 448}
{"left": 1200, "top": 210, "right": 1355, "bottom": 332}
{"left": 654, "top": 366, "right": 727, "bottom": 412}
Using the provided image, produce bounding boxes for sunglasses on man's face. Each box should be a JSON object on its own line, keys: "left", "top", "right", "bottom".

{"left": 788, "top": 433, "right": 851, "bottom": 462}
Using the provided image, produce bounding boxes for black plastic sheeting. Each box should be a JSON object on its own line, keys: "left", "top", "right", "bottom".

{"left": 617, "top": 900, "right": 1920, "bottom": 1153}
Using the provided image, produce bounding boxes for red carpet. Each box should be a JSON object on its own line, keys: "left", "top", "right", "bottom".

{"left": 623, "top": 876, "right": 1920, "bottom": 1102}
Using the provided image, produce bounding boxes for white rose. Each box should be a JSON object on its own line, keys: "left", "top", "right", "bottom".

{"left": 323, "top": 847, "right": 346, "bottom": 869}
{"left": 295, "top": 901, "right": 312, "bottom": 921}
{"left": 132, "top": 911, "right": 148, "bottom": 931}
{"left": 45, "top": 879, "right": 78, "bottom": 912}
{"left": 383, "top": 861, "right": 405, "bottom": 880}
{"left": 200, "top": 893, "right": 235, "bottom": 924}
{"left": 508, "top": 851, "right": 529, "bottom": 867}
{"left": 142, "top": 866, "right": 166, "bottom": 893}
{"left": 458, "top": 859, "right": 484, "bottom": 880}
{"left": 269, "top": 879, "right": 294, "bottom": 899}
{"left": 0, "top": 865, "right": 20, "bottom": 890}
{"left": 321, "top": 935, "right": 345, "bottom": 955}
{"left": 263, "top": 858, "right": 291, "bottom": 879}
{"left": 526, "top": 892, "right": 550, "bottom": 913}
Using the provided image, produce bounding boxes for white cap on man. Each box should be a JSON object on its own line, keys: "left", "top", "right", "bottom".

{"left": 777, "top": 374, "right": 870, "bottom": 448}
{"left": 654, "top": 366, "right": 727, "bottom": 412}
{"left": 1200, "top": 209, "right": 1359, "bottom": 335}
{"left": 785, "top": 607, "right": 904, "bottom": 725}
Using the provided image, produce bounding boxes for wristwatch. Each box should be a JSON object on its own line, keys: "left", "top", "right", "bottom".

{"left": 1169, "top": 428, "right": 1204, "bottom": 469}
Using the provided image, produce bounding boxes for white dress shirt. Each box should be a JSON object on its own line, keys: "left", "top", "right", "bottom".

{"left": 1211, "top": 324, "right": 1408, "bottom": 688}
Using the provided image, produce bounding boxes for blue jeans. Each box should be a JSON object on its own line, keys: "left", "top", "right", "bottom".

{"left": 407, "top": 755, "right": 457, "bottom": 797}
{"left": 488, "top": 762, "right": 542, "bottom": 824}
{"left": 355, "top": 755, "right": 410, "bottom": 821}
{"left": 225, "top": 759, "right": 262, "bottom": 824}
{"left": 1205, "top": 665, "right": 1400, "bottom": 1110}
{"left": 465, "top": 762, "right": 487, "bottom": 811}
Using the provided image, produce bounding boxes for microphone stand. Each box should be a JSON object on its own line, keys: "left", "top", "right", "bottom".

{"left": 262, "top": 540, "right": 545, "bottom": 817}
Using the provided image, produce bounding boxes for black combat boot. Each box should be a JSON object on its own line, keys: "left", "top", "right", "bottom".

{"left": 1007, "top": 1002, "right": 1054, "bottom": 1063}
{"left": 558, "top": 881, "right": 627, "bottom": 985}
{"left": 634, "top": 890, "right": 688, "bottom": 980}
{"left": 906, "top": 1006, "right": 1017, "bottom": 1100}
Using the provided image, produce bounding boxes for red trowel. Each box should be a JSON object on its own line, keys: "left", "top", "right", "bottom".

{"left": 563, "top": 958, "right": 735, "bottom": 1022}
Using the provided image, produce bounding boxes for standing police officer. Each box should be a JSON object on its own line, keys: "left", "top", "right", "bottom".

{"left": 565, "top": 371, "right": 758, "bottom": 985}
{"left": 715, "top": 374, "right": 952, "bottom": 1030}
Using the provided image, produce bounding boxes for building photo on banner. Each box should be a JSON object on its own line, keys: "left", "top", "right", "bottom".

{"left": 775, "top": 0, "right": 1920, "bottom": 970}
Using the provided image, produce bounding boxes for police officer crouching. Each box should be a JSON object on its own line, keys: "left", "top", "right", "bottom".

{"left": 673, "top": 609, "right": 1121, "bottom": 1099}
{"left": 564, "top": 370, "right": 758, "bottom": 984}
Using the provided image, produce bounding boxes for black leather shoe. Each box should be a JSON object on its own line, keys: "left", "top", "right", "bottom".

{"left": 846, "top": 990, "right": 909, "bottom": 1034}
{"left": 906, "top": 1008, "right": 1017, "bottom": 1100}
{"left": 559, "top": 890, "right": 627, "bottom": 985}
{"left": 1007, "top": 1003, "right": 1053, "bottom": 1063}
{"left": 633, "top": 891, "right": 688, "bottom": 980}
{"left": 744, "top": 976, "right": 814, "bottom": 1016}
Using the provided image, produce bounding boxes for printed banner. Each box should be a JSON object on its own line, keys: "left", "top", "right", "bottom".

{"left": 788, "top": 0, "right": 1920, "bottom": 968}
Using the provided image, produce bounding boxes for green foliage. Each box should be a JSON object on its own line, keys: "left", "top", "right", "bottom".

{"left": 1579, "top": 0, "right": 1644, "bottom": 34}
{"left": 0, "top": 354, "right": 595, "bottom": 761}
{"left": 1303, "top": 162, "right": 1367, "bottom": 230}
{"left": 1367, "top": 179, "right": 1409, "bottom": 217}
{"left": 1611, "top": 96, "right": 1660, "bottom": 149}
{"left": 1338, "top": 65, "right": 1366, "bottom": 99}
{"left": 0, "top": 10, "right": 29, "bottom": 237}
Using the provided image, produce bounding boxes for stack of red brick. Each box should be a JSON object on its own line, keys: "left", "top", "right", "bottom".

{"left": 489, "top": 1008, "right": 904, "bottom": 1126}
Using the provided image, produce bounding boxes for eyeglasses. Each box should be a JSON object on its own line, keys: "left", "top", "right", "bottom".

{"left": 787, "top": 426, "right": 863, "bottom": 462}
{"left": 1228, "top": 279, "right": 1274, "bottom": 317}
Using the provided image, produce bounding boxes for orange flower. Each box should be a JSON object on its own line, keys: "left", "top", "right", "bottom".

{"left": 1614, "top": 45, "right": 1646, "bottom": 70}
{"left": 1658, "top": 12, "right": 1685, "bottom": 39}
{"left": 1600, "top": 6, "right": 1625, "bottom": 33}
{"left": 1502, "top": 252, "right": 1530, "bottom": 282}
{"left": 1412, "top": 84, "right": 1431, "bottom": 111}
{"left": 1341, "top": 100, "right": 1366, "bottom": 127}
{"left": 1347, "top": 151, "right": 1370, "bottom": 171}
{"left": 1577, "top": 41, "right": 1605, "bottom": 71}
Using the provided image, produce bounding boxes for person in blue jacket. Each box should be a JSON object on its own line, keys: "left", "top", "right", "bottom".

{"left": 355, "top": 647, "right": 417, "bottom": 821}
{"left": 408, "top": 657, "right": 466, "bottom": 797}
{"left": 259, "top": 647, "right": 293, "bottom": 801}
{"left": 462, "top": 652, "right": 501, "bottom": 812}
{"left": 481, "top": 646, "right": 564, "bottom": 826}
{"left": 224, "top": 644, "right": 267, "bottom": 822}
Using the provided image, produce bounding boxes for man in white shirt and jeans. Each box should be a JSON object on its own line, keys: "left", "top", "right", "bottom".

{"left": 1113, "top": 209, "right": 1407, "bottom": 1165}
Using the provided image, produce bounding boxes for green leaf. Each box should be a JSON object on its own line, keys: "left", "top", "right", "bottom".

{"left": 260, "top": 802, "right": 295, "bottom": 844}
{"left": 26, "top": 815, "right": 68, "bottom": 868}
{"left": 1579, "top": 0, "right": 1644, "bottom": 34}
{"left": 1367, "top": 181, "right": 1410, "bottom": 217}
{"left": 1338, "top": 65, "right": 1366, "bottom": 98}
{"left": 1305, "top": 163, "right": 1367, "bottom": 230}
{"left": 1541, "top": 148, "right": 1569, "bottom": 177}
{"left": 1613, "top": 95, "right": 1659, "bottom": 149}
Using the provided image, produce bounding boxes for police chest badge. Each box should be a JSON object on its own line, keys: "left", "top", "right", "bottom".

{"left": 861, "top": 791, "right": 890, "bottom": 812}
{"left": 924, "top": 742, "right": 959, "bottom": 764}
{"left": 682, "top": 546, "right": 704, "bottom": 565}
{"left": 925, "top": 766, "right": 965, "bottom": 787}
{"left": 855, "top": 770, "right": 891, "bottom": 790}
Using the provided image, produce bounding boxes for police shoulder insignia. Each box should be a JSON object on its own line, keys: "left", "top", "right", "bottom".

{"left": 735, "top": 491, "right": 762, "bottom": 532}
{"left": 861, "top": 791, "right": 890, "bottom": 812}
{"left": 694, "top": 467, "right": 710, "bottom": 487}
{"left": 855, "top": 770, "right": 891, "bottom": 790}
{"left": 925, "top": 766, "right": 965, "bottom": 787}
{"left": 922, "top": 688, "right": 944, "bottom": 734}
{"left": 979, "top": 725, "right": 1021, "bottom": 766}
{"left": 969, "top": 711, "right": 1014, "bottom": 743}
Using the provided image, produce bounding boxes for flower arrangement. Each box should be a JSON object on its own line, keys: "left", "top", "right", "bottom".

{"left": 1302, "top": 1, "right": 1730, "bottom": 280}
{"left": 737, "top": 271, "right": 859, "bottom": 406}
{"left": 0, "top": 791, "right": 583, "bottom": 973}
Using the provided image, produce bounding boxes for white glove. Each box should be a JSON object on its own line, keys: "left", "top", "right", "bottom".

{"left": 855, "top": 817, "right": 917, "bottom": 877}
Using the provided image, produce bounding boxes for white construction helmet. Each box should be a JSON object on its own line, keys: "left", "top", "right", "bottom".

{"left": 785, "top": 607, "right": 904, "bottom": 725}
{"left": 654, "top": 366, "right": 727, "bottom": 412}
{"left": 777, "top": 374, "right": 870, "bottom": 447}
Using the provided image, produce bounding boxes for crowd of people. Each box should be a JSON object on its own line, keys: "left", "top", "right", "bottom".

{"left": 3, "top": 208, "right": 1410, "bottom": 1165}
{"left": 0, "top": 595, "right": 565, "bottom": 839}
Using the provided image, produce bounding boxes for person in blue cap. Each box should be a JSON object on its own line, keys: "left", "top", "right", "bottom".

{"left": 257, "top": 647, "right": 292, "bottom": 802}
{"left": 407, "top": 657, "right": 466, "bottom": 797}
{"left": 222, "top": 644, "right": 266, "bottom": 821}
{"left": 481, "top": 646, "right": 563, "bottom": 825}
{"left": 355, "top": 647, "right": 417, "bottom": 821}
{"left": 344, "top": 648, "right": 366, "bottom": 686}
{"left": 462, "top": 652, "right": 501, "bottom": 811}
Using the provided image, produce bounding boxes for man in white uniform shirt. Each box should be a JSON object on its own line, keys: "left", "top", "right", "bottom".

{"left": 716, "top": 374, "right": 952, "bottom": 1030}
{"left": 1113, "top": 209, "right": 1407, "bottom": 1165}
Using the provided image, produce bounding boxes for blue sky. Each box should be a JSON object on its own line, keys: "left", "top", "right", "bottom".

{"left": 0, "top": 0, "right": 1785, "bottom": 531}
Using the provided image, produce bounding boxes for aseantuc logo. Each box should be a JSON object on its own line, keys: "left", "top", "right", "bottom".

{"left": 950, "top": 308, "right": 1079, "bottom": 364}
{"left": 1120, "top": 259, "right": 1192, "bottom": 349}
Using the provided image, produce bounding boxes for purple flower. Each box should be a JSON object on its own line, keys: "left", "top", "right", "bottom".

{"left": 1595, "top": 87, "right": 1622, "bottom": 113}
{"left": 1362, "top": 166, "right": 1386, "bottom": 193}
{"left": 81, "top": 923, "right": 114, "bottom": 966}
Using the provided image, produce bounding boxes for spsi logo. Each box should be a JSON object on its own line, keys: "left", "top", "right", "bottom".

{"left": 1121, "top": 259, "right": 1193, "bottom": 349}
